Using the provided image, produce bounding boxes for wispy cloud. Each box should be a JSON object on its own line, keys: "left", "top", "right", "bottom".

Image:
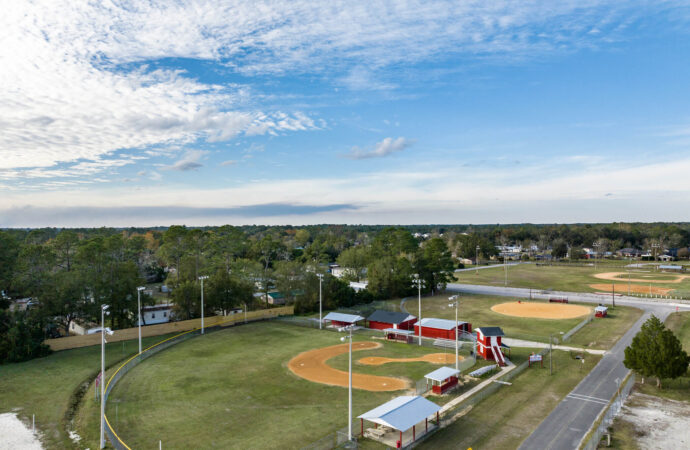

{"left": 220, "top": 160, "right": 238, "bottom": 166}
{"left": 344, "top": 137, "right": 414, "bottom": 160}
{"left": 162, "top": 150, "right": 207, "bottom": 171}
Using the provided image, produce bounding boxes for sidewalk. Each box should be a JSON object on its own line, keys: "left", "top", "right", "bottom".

{"left": 503, "top": 338, "right": 606, "bottom": 355}
{"left": 438, "top": 360, "right": 516, "bottom": 415}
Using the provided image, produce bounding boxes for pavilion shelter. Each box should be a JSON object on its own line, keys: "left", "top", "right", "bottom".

{"left": 358, "top": 396, "right": 442, "bottom": 448}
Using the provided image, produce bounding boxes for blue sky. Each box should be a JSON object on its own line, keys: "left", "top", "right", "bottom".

{"left": 2, "top": 1, "right": 690, "bottom": 227}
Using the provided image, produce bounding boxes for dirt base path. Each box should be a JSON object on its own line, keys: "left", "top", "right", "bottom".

{"left": 287, "top": 342, "right": 409, "bottom": 391}
{"left": 358, "top": 353, "right": 463, "bottom": 366}
{"left": 491, "top": 301, "right": 591, "bottom": 319}
{"left": 589, "top": 283, "right": 673, "bottom": 295}
{"left": 594, "top": 272, "right": 690, "bottom": 283}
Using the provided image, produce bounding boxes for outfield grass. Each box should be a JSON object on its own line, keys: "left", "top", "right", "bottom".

{"left": 0, "top": 334, "right": 174, "bottom": 449}
{"left": 417, "top": 349, "right": 602, "bottom": 449}
{"left": 104, "top": 322, "right": 483, "bottom": 449}
{"left": 454, "top": 263, "right": 690, "bottom": 298}
{"left": 401, "top": 294, "right": 641, "bottom": 349}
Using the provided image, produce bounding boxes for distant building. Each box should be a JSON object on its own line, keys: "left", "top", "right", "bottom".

{"left": 138, "top": 303, "right": 174, "bottom": 325}
{"left": 69, "top": 319, "right": 100, "bottom": 336}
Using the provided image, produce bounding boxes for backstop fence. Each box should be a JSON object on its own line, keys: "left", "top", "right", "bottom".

{"left": 101, "top": 307, "right": 293, "bottom": 450}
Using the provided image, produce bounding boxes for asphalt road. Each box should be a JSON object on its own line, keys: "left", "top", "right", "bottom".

{"left": 446, "top": 283, "right": 688, "bottom": 450}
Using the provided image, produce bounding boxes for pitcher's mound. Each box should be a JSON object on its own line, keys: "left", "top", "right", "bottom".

{"left": 491, "top": 302, "right": 590, "bottom": 319}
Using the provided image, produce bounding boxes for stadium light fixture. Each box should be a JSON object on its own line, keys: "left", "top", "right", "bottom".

{"left": 317, "top": 274, "right": 324, "bottom": 329}
{"left": 199, "top": 276, "right": 209, "bottom": 334}
{"left": 340, "top": 326, "right": 353, "bottom": 441}
{"left": 100, "top": 304, "right": 110, "bottom": 449}
{"left": 412, "top": 274, "right": 425, "bottom": 346}
{"left": 448, "top": 295, "right": 460, "bottom": 371}
{"left": 136, "top": 286, "right": 145, "bottom": 354}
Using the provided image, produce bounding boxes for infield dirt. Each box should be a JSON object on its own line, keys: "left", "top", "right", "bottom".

{"left": 491, "top": 302, "right": 591, "bottom": 319}
{"left": 288, "top": 342, "right": 410, "bottom": 391}
{"left": 594, "top": 272, "right": 690, "bottom": 284}
{"left": 358, "top": 353, "right": 463, "bottom": 366}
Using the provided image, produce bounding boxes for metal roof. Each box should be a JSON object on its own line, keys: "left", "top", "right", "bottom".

{"left": 323, "top": 312, "right": 364, "bottom": 323}
{"left": 660, "top": 265, "right": 682, "bottom": 270}
{"left": 367, "top": 310, "right": 416, "bottom": 324}
{"left": 476, "top": 326, "right": 505, "bottom": 337}
{"left": 594, "top": 306, "right": 608, "bottom": 312}
{"left": 416, "top": 317, "right": 466, "bottom": 330}
{"left": 382, "top": 328, "right": 415, "bottom": 335}
{"left": 358, "top": 396, "right": 441, "bottom": 432}
{"left": 424, "top": 366, "right": 460, "bottom": 382}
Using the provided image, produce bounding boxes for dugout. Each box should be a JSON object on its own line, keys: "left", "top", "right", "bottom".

{"left": 424, "top": 366, "right": 460, "bottom": 395}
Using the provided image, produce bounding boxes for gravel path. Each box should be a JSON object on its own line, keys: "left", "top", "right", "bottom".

{"left": 0, "top": 413, "right": 43, "bottom": 450}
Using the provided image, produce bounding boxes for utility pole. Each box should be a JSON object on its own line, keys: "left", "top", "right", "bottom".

{"left": 549, "top": 333, "right": 553, "bottom": 375}
{"left": 413, "top": 274, "right": 424, "bottom": 345}
{"left": 448, "top": 295, "right": 459, "bottom": 371}
{"left": 475, "top": 245, "right": 480, "bottom": 275}
{"left": 340, "top": 327, "right": 353, "bottom": 441}
{"left": 504, "top": 254, "right": 508, "bottom": 287}
{"left": 136, "top": 286, "right": 145, "bottom": 354}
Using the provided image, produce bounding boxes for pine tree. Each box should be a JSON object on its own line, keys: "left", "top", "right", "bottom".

{"left": 624, "top": 315, "right": 689, "bottom": 388}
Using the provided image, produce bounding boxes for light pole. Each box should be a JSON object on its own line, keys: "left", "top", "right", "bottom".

{"left": 504, "top": 253, "right": 508, "bottom": 287}
{"left": 593, "top": 242, "right": 600, "bottom": 269}
{"left": 448, "top": 295, "right": 459, "bottom": 371}
{"left": 413, "top": 274, "right": 424, "bottom": 345}
{"left": 100, "top": 305, "right": 113, "bottom": 449}
{"left": 475, "top": 245, "right": 480, "bottom": 275}
{"left": 199, "top": 275, "right": 208, "bottom": 334}
{"left": 317, "top": 273, "right": 324, "bottom": 329}
{"left": 340, "top": 326, "right": 353, "bottom": 441}
{"left": 136, "top": 286, "right": 145, "bottom": 354}
{"left": 549, "top": 331, "right": 564, "bottom": 375}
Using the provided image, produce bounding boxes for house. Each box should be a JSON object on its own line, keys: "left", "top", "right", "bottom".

{"left": 349, "top": 281, "right": 368, "bottom": 292}
{"left": 138, "top": 303, "right": 174, "bottom": 325}
{"left": 413, "top": 318, "right": 472, "bottom": 340}
{"left": 616, "top": 248, "right": 642, "bottom": 258}
{"left": 323, "top": 312, "right": 364, "bottom": 328}
{"left": 367, "top": 310, "right": 417, "bottom": 331}
{"left": 265, "top": 290, "right": 304, "bottom": 305}
{"left": 594, "top": 306, "right": 608, "bottom": 318}
{"left": 69, "top": 319, "right": 100, "bottom": 336}
{"left": 658, "top": 254, "right": 674, "bottom": 262}
{"left": 476, "top": 327, "right": 509, "bottom": 366}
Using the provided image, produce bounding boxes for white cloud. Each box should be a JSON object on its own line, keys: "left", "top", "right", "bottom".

{"left": 162, "top": 150, "right": 207, "bottom": 171}
{"left": 220, "top": 160, "right": 238, "bottom": 166}
{"left": 344, "top": 137, "right": 414, "bottom": 159}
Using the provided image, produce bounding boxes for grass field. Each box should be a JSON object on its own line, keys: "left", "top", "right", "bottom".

{"left": 455, "top": 263, "right": 690, "bottom": 298}
{"left": 0, "top": 334, "right": 175, "bottom": 449}
{"left": 417, "top": 349, "right": 603, "bottom": 449}
{"left": 103, "top": 321, "right": 484, "bottom": 449}
{"left": 399, "top": 294, "right": 642, "bottom": 349}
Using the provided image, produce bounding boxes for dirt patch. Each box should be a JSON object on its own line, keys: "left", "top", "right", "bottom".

{"left": 589, "top": 283, "right": 674, "bottom": 295}
{"left": 594, "top": 272, "right": 690, "bottom": 284}
{"left": 358, "top": 353, "right": 463, "bottom": 366}
{"left": 491, "top": 301, "right": 590, "bottom": 319}
{"left": 0, "top": 413, "right": 43, "bottom": 449}
{"left": 616, "top": 392, "right": 690, "bottom": 449}
{"left": 287, "top": 342, "right": 409, "bottom": 391}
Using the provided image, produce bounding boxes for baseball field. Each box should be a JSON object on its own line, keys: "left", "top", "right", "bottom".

{"left": 454, "top": 263, "right": 690, "bottom": 298}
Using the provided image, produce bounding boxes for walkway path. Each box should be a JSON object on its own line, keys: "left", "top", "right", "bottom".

{"left": 502, "top": 337, "right": 606, "bottom": 355}
{"left": 438, "top": 360, "right": 516, "bottom": 415}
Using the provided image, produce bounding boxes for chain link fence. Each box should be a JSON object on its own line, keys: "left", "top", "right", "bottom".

{"left": 580, "top": 374, "right": 635, "bottom": 450}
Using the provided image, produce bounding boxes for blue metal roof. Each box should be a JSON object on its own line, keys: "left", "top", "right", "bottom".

{"left": 424, "top": 366, "right": 460, "bottom": 382}
{"left": 417, "top": 317, "right": 467, "bottom": 330}
{"left": 323, "top": 312, "right": 364, "bottom": 323}
{"left": 358, "top": 396, "right": 441, "bottom": 431}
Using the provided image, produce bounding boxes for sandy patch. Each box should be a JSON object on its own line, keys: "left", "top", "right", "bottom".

{"left": 287, "top": 342, "right": 409, "bottom": 391}
{"left": 589, "top": 283, "right": 673, "bottom": 295}
{"left": 617, "top": 392, "right": 690, "bottom": 449}
{"left": 0, "top": 413, "right": 43, "bottom": 450}
{"left": 358, "top": 353, "right": 463, "bottom": 366}
{"left": 594, "top": 272, "right": 690, "bottom": 284}
{"left": 491, "top": 301, "right": 590, "bottom": 319}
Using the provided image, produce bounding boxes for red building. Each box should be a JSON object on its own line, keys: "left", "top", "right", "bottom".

{"left": 367, "top": 310, "right": 417, "bottom": 331}
{"left": 323, "top": 312, "right": 365, "bottom": 328}
{"left": 594, "top": 306, "right": 608, "bottom": 318}
{"left": 476, "top": 327, "right": 509, "bottom": 366}
{"left": 413, "top": 318, "right": 472, "bottom": 340}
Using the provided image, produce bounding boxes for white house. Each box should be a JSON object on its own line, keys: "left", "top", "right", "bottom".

{"left": 138, "top": 303, "right": 174, "bottom": 325}
{"left": 69, "top": 319, "right": 100, "bottom": 336}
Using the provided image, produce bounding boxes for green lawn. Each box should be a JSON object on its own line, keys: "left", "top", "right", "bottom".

{"left": 455, "top": 263, "right": 690, "bottom": 298}
{"left": 102, "top": 322, "right": 482, "bottom": 449}
{"left": 418, "top": 350, "right": 602, "bottom": 449}
{"left": 0, "top": 334, "right": 175, "bottom": 449}
{"left": 401, "top": 294, "right": 641, "bottom": 349}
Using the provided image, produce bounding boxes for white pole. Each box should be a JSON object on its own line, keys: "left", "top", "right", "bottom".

{"left": 199, "top": 276, "right": 208, "bottom": 334}
{"left": 100, "top": 307, "right": 106, "bottom": 449}
{"left": 348, "top": 327, "right": 353, "bottom": 441}
{"left": 32, "top": 414, "right": 34, "bottom": 433}
{"left": 504, "top": 254, "right": 507, "bottom": 287}
{"left": 418, "top": 278, "right": 422, "bottom": 346}
{"left": 455, "top": 300, "right": 459, "bottom": 371}
{"left": 318, "top": 274, "right": 323, "bottom": 330}
{"left": 137, "top": 288, "right": 142, "bottom": 354}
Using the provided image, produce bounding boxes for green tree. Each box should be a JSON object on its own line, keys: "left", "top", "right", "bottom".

{"left": 273, "top": 260, "right": 305, "bottom": 304}
{"left": 551, "top": 239, "right": 568, "bottom": 259}
{"left": 171, "top": 280, "right": 201, "bottom": 320}
{"left": 624, "top": 315, "right": 689, "bottom": 387}
{"left": 52, "top": 230, "right": 79, "bottom": 272}
{"left": 159, "top": 225, "right": 189, "bottom": 284}
{"left": 416, "top": 237, "right": 455, "bottom": 294}
{"left": 336, "top": 246, "right": 370, "bottom": 281}
{"left": 206, "top": 269, "right": 253, "bottom": 315}
{"left": 0, "top": 231, "right": 20, "bottom": 295}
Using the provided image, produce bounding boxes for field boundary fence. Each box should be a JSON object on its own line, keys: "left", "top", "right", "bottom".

{"left": 579, "top": 373, "right": 635, "bottom": 450}
{"left": 102, "top": 308, "right": 293, "bottom": 450}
